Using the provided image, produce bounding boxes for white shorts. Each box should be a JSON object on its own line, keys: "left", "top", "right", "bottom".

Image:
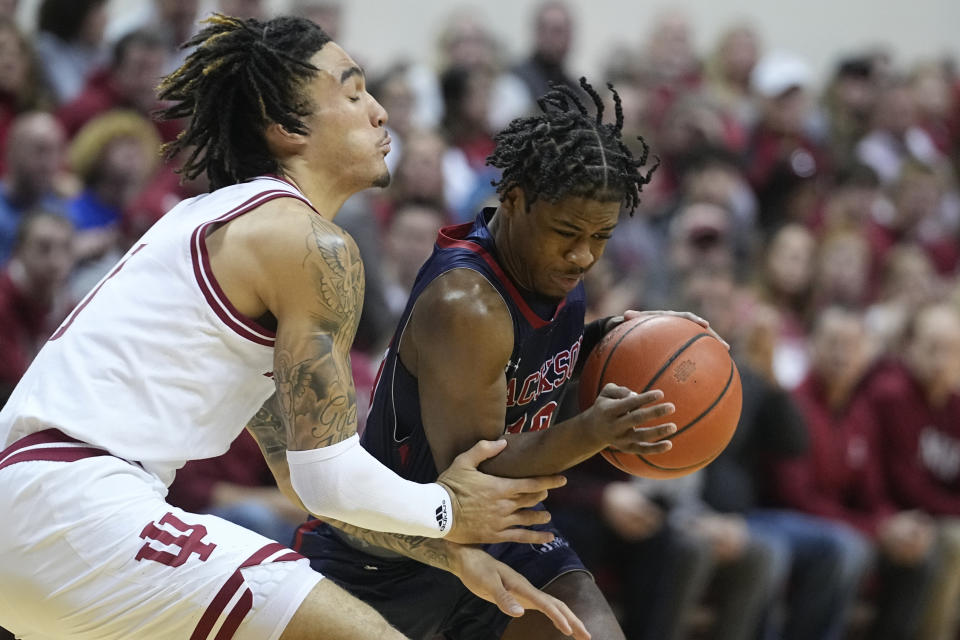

{"left": 0, "top": 430, "right": 324, "bottom": 640}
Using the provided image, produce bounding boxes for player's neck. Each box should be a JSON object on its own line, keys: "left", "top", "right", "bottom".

{"left": 279, "top": 165, "right": 354, "bottom": 221}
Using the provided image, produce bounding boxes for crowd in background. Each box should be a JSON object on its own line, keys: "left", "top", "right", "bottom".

{"left": 1, "top": 1, "right": 960, "bottom": 639}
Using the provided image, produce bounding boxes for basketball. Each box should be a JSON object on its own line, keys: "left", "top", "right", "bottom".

{"left": 578, "top": 315, "right": 742, "bottom": 479}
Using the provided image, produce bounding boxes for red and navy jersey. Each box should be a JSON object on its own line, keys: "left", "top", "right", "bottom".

{"left": 362, "top": 208, "right": 586, "bottom": 484}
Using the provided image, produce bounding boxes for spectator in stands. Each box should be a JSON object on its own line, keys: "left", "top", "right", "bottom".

{"left": 683, "top": 265, "right": 864, "bottom": 640}
{"left": 856, "top": 79, "right": 944, "bottom": 184}
{"left": 56, "top": 29, "right": 182, "bottom": 143}
{"left": 33, "top": 0, "right": 108, "bottom": 105}
{"left": 511, "top": 1, "right": 579, "bottom": 103}
{"left": 747, "top": 51, "right": 829, "bottom": 233}
{"left": 869, "top": 302, "right": 960, "bottom": 640}
{"left": 776, "top": 306, "right": 939, "bottom": 640}
{"left": 0, "top": 111, "right": 69, "bottom": 263}
{"left": 754, "top": 222, "right": 816, "bottom": 389}
{"left": 703, "top": 23, "right": 761, "bottom": 131}
{"left": 65, "top": 110, "right": 161, "bottom": 294}
{"left": 0, "top": 211, "right": 74, "bottom": 402}
{"left": 865, "top": 244, "right": 942, "bottom": 353}
{"left": 636, "top": 9, "right": 703, "bottom": 129}
{"left": 106, "top": 0, "right": 200, "bottom": 74}
{"left": 822, "top": 56, "right": 880, "bottom": 166}
{"left": 0, "top": 19, "right": 52, "bottom": 175}
{"left": 809, "top": 230, "right": 872, "bottom": 312}
{"left": 380, "top": 201, "right": 446, "bottom": 323}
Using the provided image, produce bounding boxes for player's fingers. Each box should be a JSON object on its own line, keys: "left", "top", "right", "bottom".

{"left": 631, "top": 422, "right": 677, "bottom": 441}
{"left": 454, "top": 439, "right": 508, "bottom": 468}
{"left": 621, "top": 401, "right": 675, "bottom": 426}
{"left": 502, "top": 474, "right": 567, "bottom": 495}
{"left": 505, "top": 507, "right": 552, "bottom": 528}
{"left": 493, "top": 584, "right": 525, "bottom": 617}
{"left": 510, "top": 490, "right": 549, "bottom": 508}
{"left": 511, "top": 587, "right": 585, "bottom": 639}
{"left": 495, "top": 526, "right": 555, "bottom": 545}
{"left": 598, "top": 382, "right": 634, "bottom": 399}
{"left": 617, "top": 439, "right": 674, "bottom": 455}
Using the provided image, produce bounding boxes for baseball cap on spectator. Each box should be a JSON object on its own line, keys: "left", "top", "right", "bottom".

{"left": 751, "top": 51, "right": 812, "bottom": 98}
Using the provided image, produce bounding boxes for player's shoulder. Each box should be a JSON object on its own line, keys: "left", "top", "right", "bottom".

{"left": 230, "top": 197, "right": 360, "bottom": 265}
{"left": 420, "top": 268, "right": 510, "bottom": 324}
{"left": 410, "top": 268, "right": 513, "bottom": 351}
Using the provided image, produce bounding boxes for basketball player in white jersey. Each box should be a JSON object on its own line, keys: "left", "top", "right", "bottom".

{"left": 0, "top": 14, "right": 588, "bottom": 640}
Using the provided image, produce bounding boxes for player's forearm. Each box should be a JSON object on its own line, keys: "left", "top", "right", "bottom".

{"left": 245, "top": 398, "right": 309, "bottom": 512}
{"left": 478, "top": 415, "right": 605, "bottom": 477}
{"left": 322, "top": 517, "right": 462, "bottom": 573}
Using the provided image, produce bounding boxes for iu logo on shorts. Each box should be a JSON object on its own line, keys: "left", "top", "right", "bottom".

{"left": 136, "top": 512, "right": 218, "bottom": 567}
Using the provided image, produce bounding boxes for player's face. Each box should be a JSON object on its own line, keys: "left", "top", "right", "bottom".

{"left": 509, "top": 195, "right": 620, "bottom": 300}
{"left": 300, "top": 43, "right": 391, "bottom": 191}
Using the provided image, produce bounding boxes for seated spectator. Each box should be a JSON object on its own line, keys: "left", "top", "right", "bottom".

{"left": 856, "top": 79, "right": 945, "bottom": 185}
{"left": 865, "top": 244, "right": 942, "bottom": 354}
{"left": 0, "top": 19, "right": 53, "bottom": 176}
{"left": 65, "top": 110, "right": 161, "bottom": 296}
{"left": 56, "top": 29, "right": 182, "bottom": 143}
{"left": 105, "top": 0, "right": 200, "bottom": 75}
{"left": 510, "top": 1, "right": 579, "bottom": 107}
{"left": 684, "top": 265, "right": 868, "bottom": 640}
{"left": 0, "top": 211, "right": 74, "bottom": 403}
{"left": 809, "top": 230, "right": 871, "bottom": 313}
{"left": 869, "top": 302, "right": 960, "bottom": 640}
{"left": 754, "top": 223, "right": 816, "bottom": 389}
{"left": 775, "top": 307, "right": 939, "bottom": 640}
{"left": 549, "top": 453, "right": 775, "bottom": 640}
{"left": 702, "top": 23, "right": 762, "bottom": 132}
{"left": 439, "top": 64, "right": 498, "bottom": 219}
{"left": 33, "top": 0, "right": 109, "bottom": 105}
{"left": 0, "top": 111, "right": 70, "bottom": 263}
{"left": 747, "top": 51, "right": 830, "bottom": 233}
{"left": 380, "top": 201, "right": 446, "bottom": 322}
{"left": 166, "top": 429, "right": 306, "bottom": 545}
{"left": 821, "top": 56, "right": 881, "bottom": 166}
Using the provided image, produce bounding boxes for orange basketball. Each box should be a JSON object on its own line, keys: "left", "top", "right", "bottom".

{"left": 578, "top": 315, "right": 742, "bottom": 479}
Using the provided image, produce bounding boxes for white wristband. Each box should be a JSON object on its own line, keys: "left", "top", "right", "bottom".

{"left": 286, "top": 435, "right": 454, "bottom": 537}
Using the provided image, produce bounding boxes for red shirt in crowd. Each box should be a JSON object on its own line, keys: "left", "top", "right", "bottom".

{"left": 55, "top": 69, "right": 183, "bottom": 143}
{"left": 869, "top": 362, "right": 960, "bottom": 516}
{"left": 0, "top": 269, "right": 58, "bottom": 390}
{"left": 774, "top": 374, "right": 896, "bottom": 536}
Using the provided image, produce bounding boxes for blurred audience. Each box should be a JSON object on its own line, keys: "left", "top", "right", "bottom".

{"left": 0, "top": 111, "right": 69, "bottom": 263}
{"left": 33, "top": 0, "right": 108, "bottom": 105}
{"left": 56, "top": 29, "right": 182, "bottom": 143}
{"left": 0, "top": 210, "right": 73, "bottom": 402}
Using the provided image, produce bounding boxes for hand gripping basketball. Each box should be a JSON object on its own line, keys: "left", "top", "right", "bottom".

{"left": 437, "top": 439, "right": 566, "bottom": 545}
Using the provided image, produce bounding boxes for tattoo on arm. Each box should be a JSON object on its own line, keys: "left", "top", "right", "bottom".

{"left": 275, "top": 217, "right": 366, "bottom": 450}
{"left": 246, "top": 394, "right": 287, "bottom": 468}
{"left": 323, "top": 518, "right": 455, "bottom": 571}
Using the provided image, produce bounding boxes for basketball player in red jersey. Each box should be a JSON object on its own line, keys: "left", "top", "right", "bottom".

{"left": 0, "top": 15, "right": 586, "bottom": 640}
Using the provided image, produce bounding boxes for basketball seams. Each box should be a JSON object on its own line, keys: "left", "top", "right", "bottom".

{"left": 664, "top": 360, "right": 735, "bottom": 439}
{"left": 638, "top": 332, "right": 712, "bottom": 392}
{"left": 603, "top": 360, "right": 737, "bottom": 471}
{"left": 591, "top": 315, "right": 661, "bottom": 399}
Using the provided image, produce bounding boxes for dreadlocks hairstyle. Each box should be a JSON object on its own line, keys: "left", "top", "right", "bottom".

{"left": 156, "top": 14, "right": 331, "bottom": 190}
{"left": 487, "top": 77, "right": 658, "bottom": 213}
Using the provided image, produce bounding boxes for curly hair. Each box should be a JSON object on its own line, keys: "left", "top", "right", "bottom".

{"left": 487, "top": 77, "right": 658, "bottom": 213}
{"left": 156, "top": 14, "right": 331, "bottom": 190}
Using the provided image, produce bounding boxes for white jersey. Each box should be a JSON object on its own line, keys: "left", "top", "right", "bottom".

{"left": 0, "top": 176, "right": 314, "bottom": 485}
